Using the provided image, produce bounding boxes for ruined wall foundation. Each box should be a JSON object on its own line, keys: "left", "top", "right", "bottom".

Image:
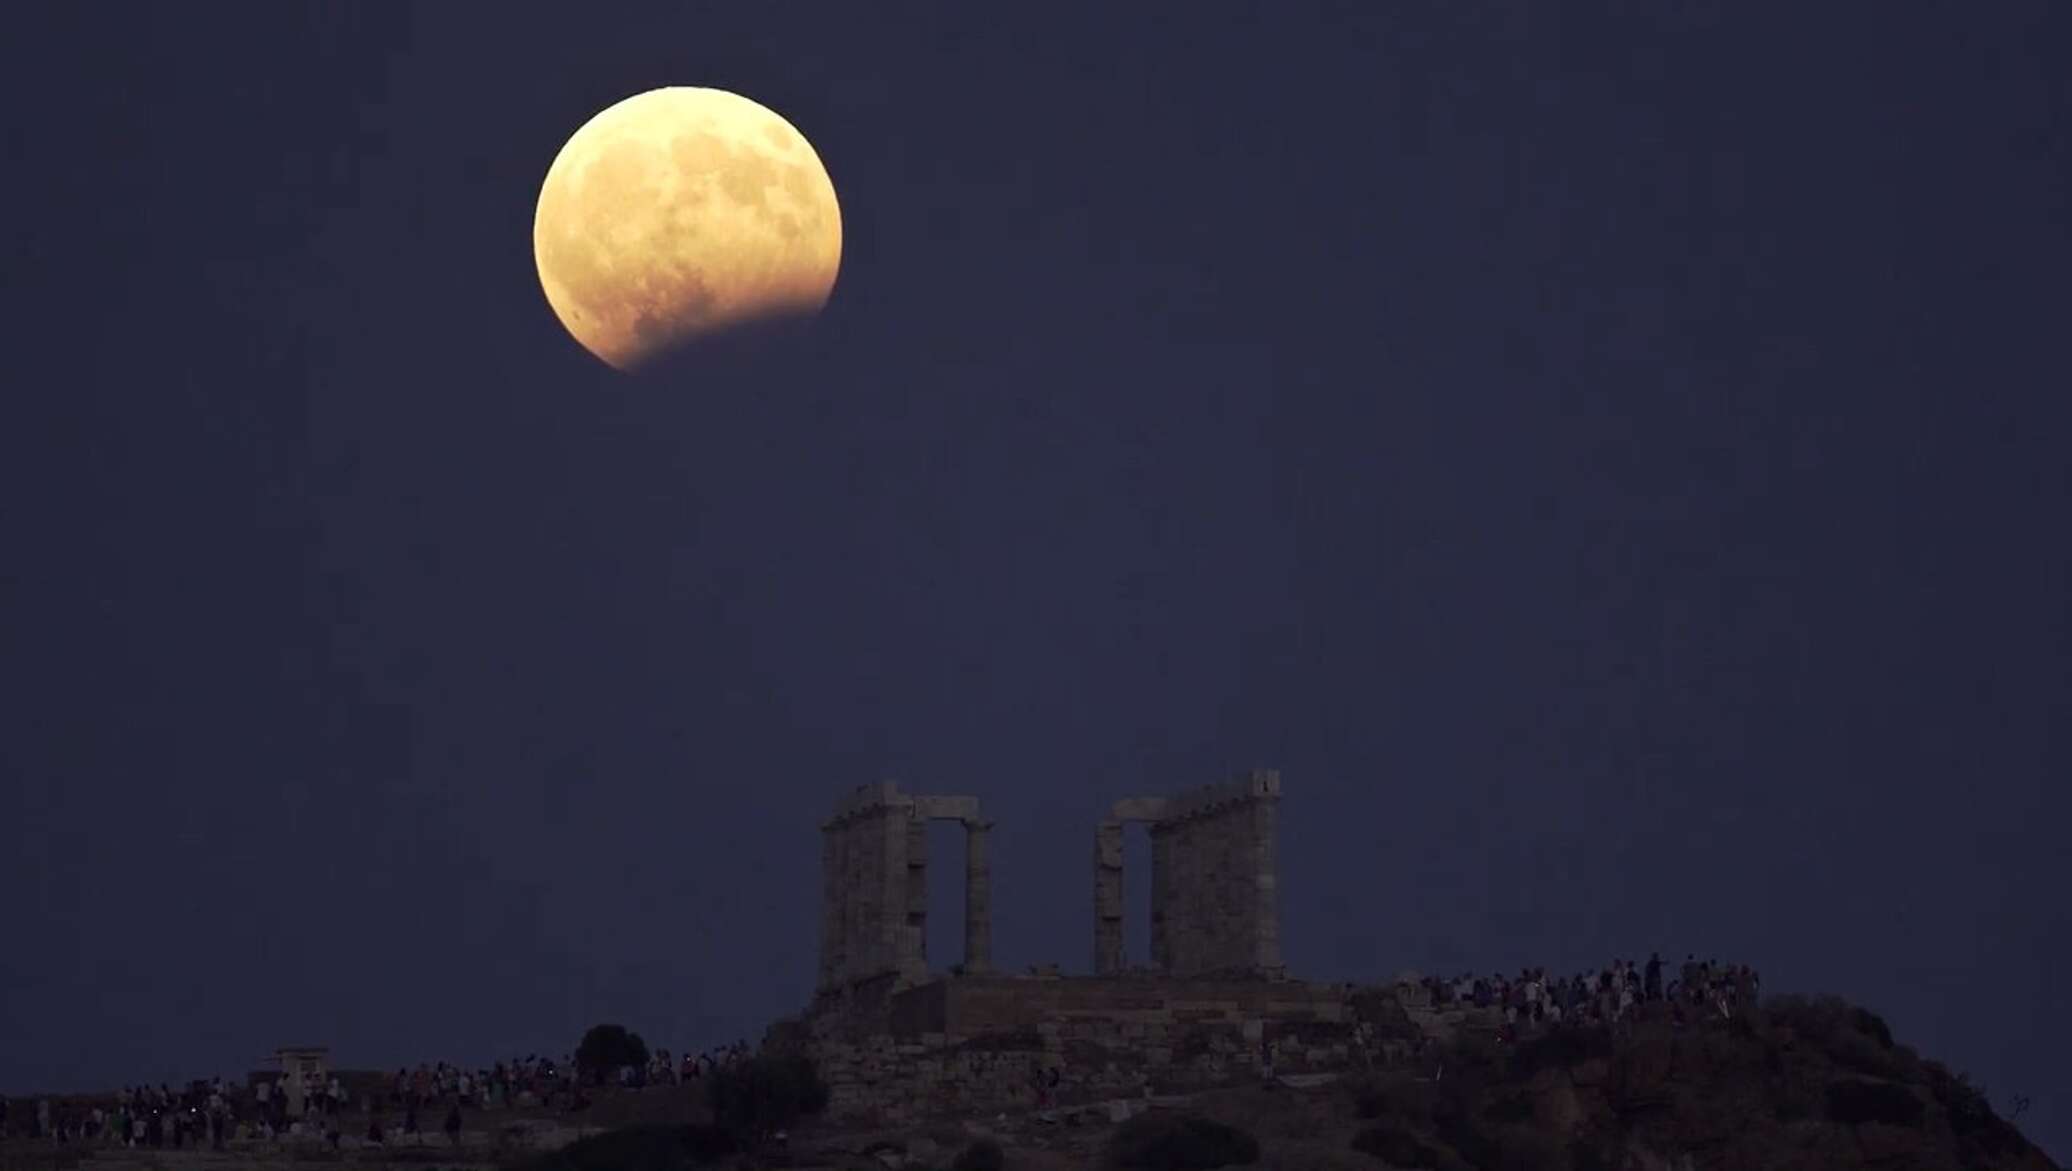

{"left": 775, "top": 975, "right": 1417, "bottom": 1125}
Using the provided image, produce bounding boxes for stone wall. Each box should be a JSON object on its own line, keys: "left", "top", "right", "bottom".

{"left": 1152, "top": 771, "right": 1282, "bottom": 976}
{"left": 778, "top": 974, "right": 1426, "bottom": 1126}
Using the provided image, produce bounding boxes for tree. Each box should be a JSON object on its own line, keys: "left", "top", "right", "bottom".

{"left": 575, "top": 1024, "right": 651, "bottom": 1086}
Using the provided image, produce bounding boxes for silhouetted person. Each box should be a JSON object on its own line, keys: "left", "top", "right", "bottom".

{"left": 1645, "top": 953, "right": 1663, "bottom": 1001}
{"left": 443, "top": 1102, "right": 461, "bottom": 1147}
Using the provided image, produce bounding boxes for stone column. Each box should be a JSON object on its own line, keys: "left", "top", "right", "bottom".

{"left": 1251, "top": 793, "right": 1282, "bottom": 973}
{"left": 902, "top": 815, "right": 929, "bottom": 980}
{"left": 1148, "top": 822, "right": 1173, "bottom": 972}
{"left": 963, "top": 818, "right": 993, "bottom": 973}
{"left": 875, "top": 806, "right": 910, "bottom": 977}
{"left": 839, "top": 819, "right": 863, "bottom": 983}
{"left": 1093, "top": 819, "right": 1124, "bottom": 974}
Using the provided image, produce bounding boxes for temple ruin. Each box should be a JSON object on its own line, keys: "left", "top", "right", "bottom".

{"left": 817, "top": 782, "right": 994, "bottom": 988}
{"left": 814, "top": 770, "right": 1282, "bottom": 993}
{"left": 1093, "top": 769, "right": 1283, "bottom": 978}
{"left": 774, "top": 769, "right": 1408, "bottom": 1124}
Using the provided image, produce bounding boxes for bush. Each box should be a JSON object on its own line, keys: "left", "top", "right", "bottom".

{"left": 1511, "top": 1025, "right": 1615, "bottom": 1078}
{"left": 1483, "top": 1090, "right": 1534, "bottom": 1125}
{"left": 1107, "top": 1111, "right": 1260, "bottom": 1169}
{"left": 1492, "top": 1126, "right": 1571, "bottom": 1171}
{"left": 1823, "top": 1080, "right": 1925, "bottom": 1128}
{"left": 575, "top": 1024, "right": 651, "bottom": 1086}
{"left": 1923, "top": 1063, "right": 2029, "bottom": 1157}
{"left": 1349, "top": 1124, "right": 1467, "bottom": 1171}
{"left": 1345, "top": 1074, "right": 1429, "bottom": 1123}
{"left": 1763, "top": 994, "right": 1909, "bottom": 1078}
{"left": 1429, "top": 1099, "right": 1498, "bottom": 1171}
{"left": 950, "top": 1137, "right": 1005, "bottom": 1171}
{"left": 520, "top": 1123, "right": 735, "bottom": 1171}
{"left": 1567, "top": 1134, "right": 1623, "bottom": 1171}
{"left": 704, "top": 1053, "right": 829, "bottom": 1144}
{"left": 1769, "top": 1072, "right": 1822, "bottom": 1123}
{"left": 1851, "top": 1007, "right": 1894, "bottom": 1049}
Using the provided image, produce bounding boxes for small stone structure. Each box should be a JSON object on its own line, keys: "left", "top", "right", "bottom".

{"left": 272, "top": 1046, "right": 330, "bottom": 1116}
{"left": 780, "top": 769, "right": 1404, "bottom": 1124}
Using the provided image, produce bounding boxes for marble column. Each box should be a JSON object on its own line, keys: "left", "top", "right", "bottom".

{"left": 963, "top": 817, "right": 993, "bottom": 973}
{"left": 1149, "top": 822, "right": 1174, "bottom": 972}
{"left": 902, "top": 815, "right": 929, "bottom": 979}
{"left": 1251, "top": 794, "right": 1282, "bottom": 973}
{"left": 1093, "top": 819, "right": 1124, "bottom": 974}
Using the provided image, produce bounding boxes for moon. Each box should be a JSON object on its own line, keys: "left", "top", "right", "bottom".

{"left": 533, "top": 87, "right": 842, "bottom": 373}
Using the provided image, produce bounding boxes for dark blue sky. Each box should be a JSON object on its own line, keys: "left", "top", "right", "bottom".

{"left": 2, "top": 1, "right": 2066, "bottom": 1159}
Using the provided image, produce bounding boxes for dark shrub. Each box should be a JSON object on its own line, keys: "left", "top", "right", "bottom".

{"left": 1173, "top": 1025, "right": 1216, "bottom": 1062}
{"left": 1446, "top": 1027, "right": 1506, "bottom": 1076}
{"left": 1430, "top": 1100, "right": 1497, "bottom": 1171}
{"left": 1769, "top": 1073, "right": 1822, "bottom": 1123}
{"left": 1484, "top": 1090, "right": 1534, "bottom": 1125}
{"left": 1494, "top": 1126, "right": 1570, "bottom": 1171}
{"left": 705, "top": 1054, "right": 829, "bottom": 1144}
{"left": 1512, "top": 1025, "right": 1615, "bottom": 1078}
{"left": 1349, "top": 1124, "right": 1466, "bottom": 1171}
{"left": 1345, "top": 1074, "right": 1430, "bottom": 1123}
{"left": 1108, "top": 1111, "right": 1260, "bottom": 1169}
{"left": 522, "top": 1123, "right": 735, "bottom": 1171}
{"left": 1824, "top": 1080, "right": 1925, "bottom": 1128}
{"left": 1765, "top": 995, "right": 1907, "bottom": 1078}
{"left": 1851, "top": 1007, "right": 1895, "bottom": 1049}
{"left": 679, "top": 1125, "right": 736, "bottom": 1163}
{"left": 1568, "top": 1135, "right": 1622, "bottom": 1171}
{"left": 1927, "top": 1066, "right": 2028, "bottom": 1157}
{"left": 950, "top": 1137, "right": 1005, "bottom": 1171}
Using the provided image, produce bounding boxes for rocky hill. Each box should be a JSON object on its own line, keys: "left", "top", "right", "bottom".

{"left": 1330, "top": 993, "right": 2056, "bottom": 1171}
{"left": 530, "top": 992, "right": 2058, "bottom": 1170}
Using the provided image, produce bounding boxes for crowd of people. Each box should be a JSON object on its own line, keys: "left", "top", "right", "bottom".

{"left": 1413, "top": 953, "right": 1763, "bottom": 1034}
{"left": 1, "top": 958, "right": 1771, "bottom": 1147}
{"left": 0, "top": 1040, "right": 762, "bottom": 1150}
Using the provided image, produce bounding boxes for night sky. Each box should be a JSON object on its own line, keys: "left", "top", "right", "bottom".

{"left": 2, "top": 2, "right": 2066, "bottom": 1160}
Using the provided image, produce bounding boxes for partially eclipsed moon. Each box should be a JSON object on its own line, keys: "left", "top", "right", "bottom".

{"left": 533, "top": 87, "right": 842, "bottom": 372}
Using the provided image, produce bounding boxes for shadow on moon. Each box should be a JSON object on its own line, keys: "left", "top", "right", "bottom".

{"left": 622, "top": 307, "right": 826, "bottom": 382}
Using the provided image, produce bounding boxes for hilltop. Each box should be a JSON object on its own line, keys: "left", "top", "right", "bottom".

{"left": 526, "top": 992, "right": 2057, "bottom": 1170}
